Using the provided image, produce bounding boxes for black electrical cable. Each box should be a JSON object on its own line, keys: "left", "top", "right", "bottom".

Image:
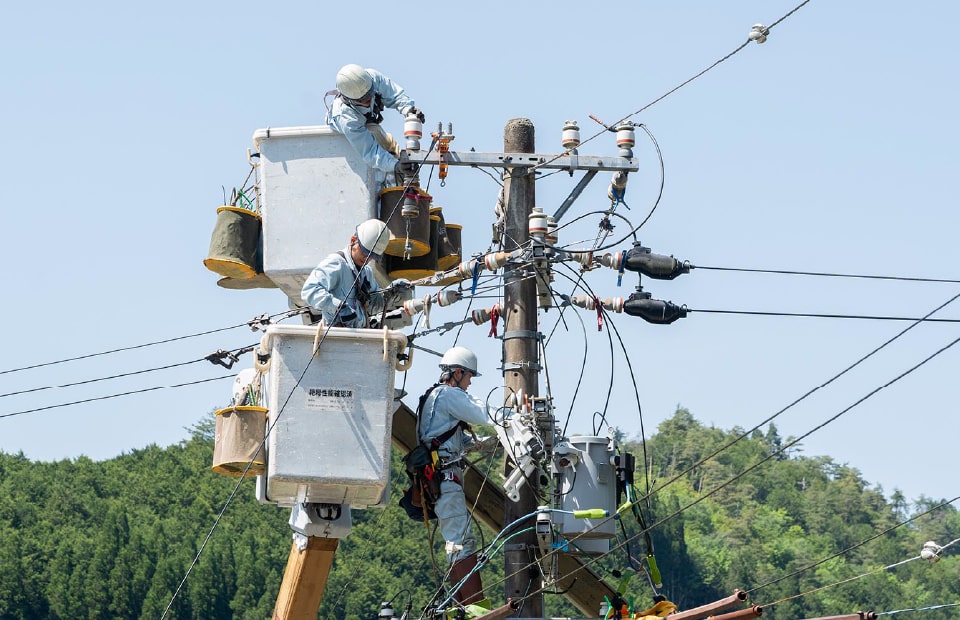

{"left": 591, "top": 122, "right": 665, "bottom": 250}
{"left": 639, "top": 290, "right": 960, "bottom": 507}
{"left": 689, "top": 308, "right": 960, "bottom": 323}
{"left": 694, "top": 264, "right": 960, "bottom": 284}
{"left": 553, "top": 264, "right": 617, "bottom": 434}
{"left": 0, "top": 321, "right": 258, "bottom": 376}
{"left": 494, "top": 297, "right": 960, "bottom": 604}
{"left": 548, "top": 266, "right": 607, "bottom": 437}
{"left": 0, "top": 375, "right": 234, "bottom": 419}
{"left": 747, "top": 494, "right": 960, "bottom": 595}
{"left": 0, "top": 349, "right": 252, "bottom": 399}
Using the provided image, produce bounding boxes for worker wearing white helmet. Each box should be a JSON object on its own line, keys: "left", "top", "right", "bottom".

{"left": 414, "top": 345, "right": 498, "bottom": 605}
{"left": 301, "top": 219, "right": 397, "bottom": 328}
{"left": 327, "top": 64, "right": 425, "bottom": 178}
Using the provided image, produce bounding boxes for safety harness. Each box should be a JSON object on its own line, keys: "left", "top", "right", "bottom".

{"left": 399, "top": 384, "right": 469, "bottom": 521}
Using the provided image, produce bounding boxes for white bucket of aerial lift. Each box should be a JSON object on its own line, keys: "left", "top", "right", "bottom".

{"left": 253, "top": 125, "right": 380, "bottom": 305}
{"left": 556, "top": 436, "right": 617, "bottom": 553}
{"left": 259, "top": 324, "right": 407, "bottom": 509}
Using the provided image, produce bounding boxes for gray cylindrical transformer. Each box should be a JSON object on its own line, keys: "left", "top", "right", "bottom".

{"left": 558, "top": 436, "right": 617, "bottom": 549}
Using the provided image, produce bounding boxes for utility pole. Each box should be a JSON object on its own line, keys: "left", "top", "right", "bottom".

{"left": 501, "top": 118, "right": 543, "bottom": 617}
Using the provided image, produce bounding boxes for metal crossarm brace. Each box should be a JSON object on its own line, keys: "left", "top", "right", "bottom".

{"left": 400, "top": 150, "right": 639, "bottom": 173}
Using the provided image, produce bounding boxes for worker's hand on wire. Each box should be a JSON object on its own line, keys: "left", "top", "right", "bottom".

{"left": 403, "top": 106, "right": 426, "bottom": 123}
{"left": 390, "top": 278, "right": 412, "bottom": 291}
{"left": 394, "top": 160, "right": 420, "bottom": 179}
{"left": 335, "top": 304, "right": 357, "bottom": 326}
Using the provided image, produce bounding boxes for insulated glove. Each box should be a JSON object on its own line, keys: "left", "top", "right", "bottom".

{"left": 394, "top": 160, "right": 420, "bottom": 179}
{"left": 404, "top": 106, "right": 426, "bottom": 123}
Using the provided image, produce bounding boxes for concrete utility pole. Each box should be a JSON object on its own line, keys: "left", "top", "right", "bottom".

{"left": 501, "top": 118, "right": 543, "bottom": 617}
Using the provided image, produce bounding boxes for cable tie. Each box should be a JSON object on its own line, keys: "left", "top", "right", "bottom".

{"left": 471, "top": 260, "right": 482, "bottom": 295}
{"left": 488, "top": 303, "right": 501, "bottom": 338}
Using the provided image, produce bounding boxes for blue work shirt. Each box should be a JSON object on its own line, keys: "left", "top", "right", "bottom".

{"left": 327, "top": 68, "right": 415, "bottom": 174}
{"left": 301, "top": 247, "right": 384, "bottom": 328}
{"left": 417, "top": 385, "right": 498, "bottom": 461}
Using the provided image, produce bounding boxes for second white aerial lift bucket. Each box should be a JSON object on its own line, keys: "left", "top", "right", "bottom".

{"left": 255, "top": 325, "right": 409, "bottom": 509}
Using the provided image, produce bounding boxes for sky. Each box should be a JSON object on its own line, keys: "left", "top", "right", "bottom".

{"left": 2, "top": 1, "right": 958, "bottom": 507}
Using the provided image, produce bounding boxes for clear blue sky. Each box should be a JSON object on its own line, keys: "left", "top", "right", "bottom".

{"left": 2, "top": 1, "right": 957, "bottom": 506}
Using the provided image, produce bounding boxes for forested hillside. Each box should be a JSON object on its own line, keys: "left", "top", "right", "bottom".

{"left": 0, "top": 409, "right": 956, "bottom": 620}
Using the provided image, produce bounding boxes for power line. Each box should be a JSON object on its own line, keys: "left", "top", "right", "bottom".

{"left": 695, "top": 264, "right": 960, "bottom": 284}
{"left": 0, "top": 358, "right": 208, "bottom": 399}
{"left": 689, "top": 308, "right": 960, "bottom": 323}
{"left": 0, "top": 375, "right": 234, "bottom": 420}
{"left": 747, "top": 496, "right": 960, "bottom": 595}
{"left": 0, "top": 310, "right": 302, "bottom": 377}
{"left": 531, "top": 0, "right": 813, "bottom": 175}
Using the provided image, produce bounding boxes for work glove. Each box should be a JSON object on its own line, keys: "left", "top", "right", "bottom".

{"left": 403, "top": 106, "right": 426, "bottom": 123}
{"left": 394, "top": 160, "right": 420, "bottom": 180}
{"left": 391, "top": 278, "right": 412, "bottom": 290}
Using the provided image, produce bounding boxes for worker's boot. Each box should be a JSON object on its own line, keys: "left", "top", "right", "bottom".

{"left": 448, "top": 553, "right": 485, "bottom": 605}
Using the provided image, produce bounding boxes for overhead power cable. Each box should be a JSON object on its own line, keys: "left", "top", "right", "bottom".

{"left": 517, "top": 314, "right": 960, "bottom": 597}
{"left": 0, "top": 309, "right": 302, "bottom": 377}
{"left": 0, "top": 375, "right": 234, "bottom": 420}
{"left": 0, "top": 358, "right": 212, "bottom": 399}
{"left": 530, "top": 0, "right": 813, "bottom": 174}
{"left": 695, "top": 264, "right": 960, "bottom": 284}
{"left": 689, "top": 308, "right": 960, "bottom": 323}
{"left": 748, "top": 495, "right": 960, "bottom": 595}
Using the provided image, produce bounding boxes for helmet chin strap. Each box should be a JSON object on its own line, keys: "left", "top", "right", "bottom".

{"left": 452, "top": 368, "right": 470, "bottom": 390}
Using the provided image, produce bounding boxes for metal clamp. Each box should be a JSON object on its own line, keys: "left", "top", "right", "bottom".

{"left": 502, "top": 330, "right": 540, "bottom": 341}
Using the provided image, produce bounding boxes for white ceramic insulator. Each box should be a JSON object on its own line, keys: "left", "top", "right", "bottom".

{"left": 561, "top": 120, "right": 581, "bottom": 149}
{"left": 436, "top": 289, "right": 459, "bottom": 307}
{"left": 485, "top": 252, "right": 509, "bottom": 271}
{"left": 529, "top": 207, "right": 548, "bottom": 238}
{"left": 403, "top": 298, "right": 425, "bottom": 316}
{"left": 604, "top": 297, "right": 624, "bottom": 313}
{"left": 616, "top": 124, "right": 635, "bottom": 149}
{"left": 404, "top": 115, "right": 423, "bottom": 150}
{"left": 459, "top": 259, "right": 479, "bottom": 278}
{"left": 546, "top": 215, "right": 558, "bottom": 246}
{"left": 570, "top": 295, "right": 596, "bottom": 310}
{"left": 596, "top": 251, "right": 623, "bottom": 270}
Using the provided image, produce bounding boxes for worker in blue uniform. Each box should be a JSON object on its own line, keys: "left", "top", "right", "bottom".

{"left": 301, "top": 219, "right": 392, "bottom": 328}
{"left": 417, "top": 346, "right": 498, "bottom": 606}
{"left": 327, "top": 64, "right": 425, "bottom": 180}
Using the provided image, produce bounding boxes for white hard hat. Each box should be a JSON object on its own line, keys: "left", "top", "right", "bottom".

{"left": 355, "top": 219, "right": 389, "bottom": 258}
{"left": 440, "top": 346, "right": 481, "bottom": 377}
{"left": 336, "top": 64, "right": 374, "bottom": 101}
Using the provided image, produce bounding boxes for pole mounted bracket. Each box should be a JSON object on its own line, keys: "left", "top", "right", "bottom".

{"left": 501, "top": 361, "right": 542, "bottom": 372}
